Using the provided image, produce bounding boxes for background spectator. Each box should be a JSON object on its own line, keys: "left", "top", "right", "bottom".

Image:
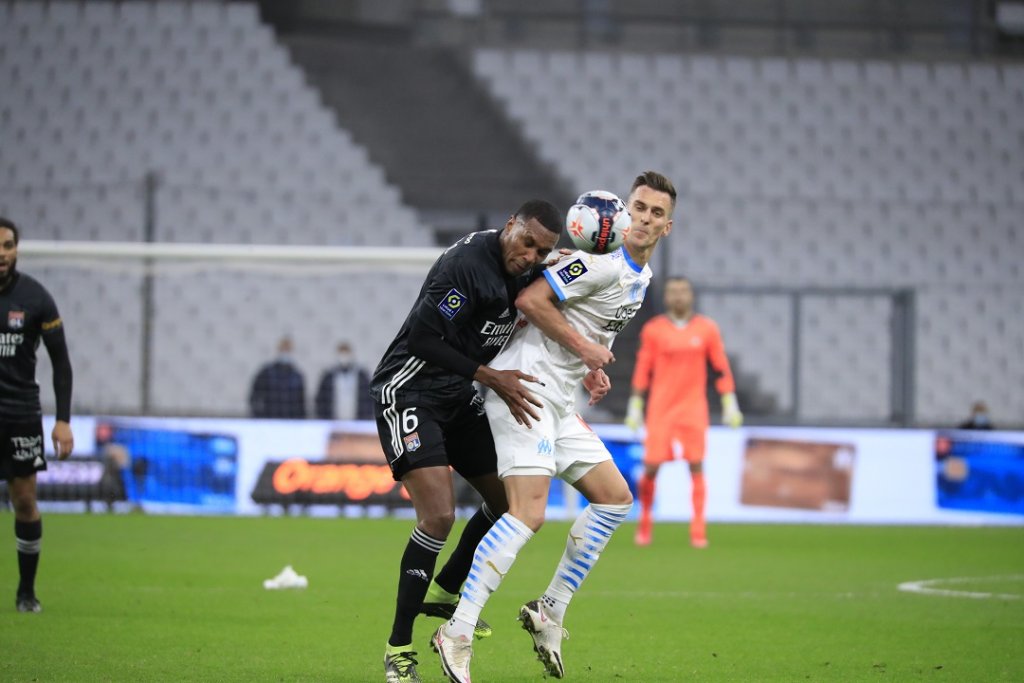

{"left": 315, "top": 341, "right": 373, "bottom": 420}
{"left": 248, "top": 336, "right": 306, "bottom": 418}
{"left": 959, "top": 400, "right": 995, "bottom": 430}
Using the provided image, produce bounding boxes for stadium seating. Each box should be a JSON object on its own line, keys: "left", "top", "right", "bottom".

{"left": 1, "top": 1, "right": 431, "bottom": 416}
{"left": 473, "top": 49, "right": 1024, "bottom": 425}
{"left": 0, "top": 1, "right": 429, "bottom": 248}
{"left": 3, "top": 2, "right": 1020, "bottom": 425}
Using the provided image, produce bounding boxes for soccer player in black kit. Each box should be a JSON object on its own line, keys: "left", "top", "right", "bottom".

{"left": 374, "top": 200, "right": 562, "bottom": 683}
{"left": 0, "top": 217, "right": 74, "bottom": 613}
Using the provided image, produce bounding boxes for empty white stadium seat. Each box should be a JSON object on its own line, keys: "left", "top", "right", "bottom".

{"left": 471, "top": 47, "right": 1024, "bottom": 425}
{"left": 2, "top": 1, "right": 435, "bottom": 417}
{"left": 0, "top": 2, "right": 430, "bottom": 248}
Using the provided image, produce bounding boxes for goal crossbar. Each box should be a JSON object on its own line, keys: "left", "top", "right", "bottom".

{"left": 19, "top": 240, "right": 444, "bottom": 268}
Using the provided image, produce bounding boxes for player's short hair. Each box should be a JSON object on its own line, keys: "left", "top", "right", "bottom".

{"left": 0, "top": 217, "right": 18, "bottom": 244}
{"left": 514, "top": 199, "right": 564, "bottom": 235}
{"left": 630, "top": 171, "right": 677, "bottom": 208}
{"left": 666, "top": 275, "right": 691, "bottom": 286}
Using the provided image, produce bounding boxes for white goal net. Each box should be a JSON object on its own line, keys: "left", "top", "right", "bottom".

{"left": 20, "top": 240, "right": 443, "bottom": 418}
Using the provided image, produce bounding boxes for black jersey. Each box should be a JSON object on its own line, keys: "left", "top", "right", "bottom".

{"left": 0, "top": 272, "right": 68, "bottom": 420}
{"left": 371, "top": 229, "right": 536, "bottom": 406}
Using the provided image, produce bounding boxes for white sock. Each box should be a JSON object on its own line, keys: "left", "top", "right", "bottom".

{"left": 542, "top": 503, "right": 630, "bottom": 624}
{"left": 448, "top": 513, "right": 533, "bottom": 639}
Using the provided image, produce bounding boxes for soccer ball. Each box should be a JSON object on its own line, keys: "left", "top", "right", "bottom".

{"left": 566, "top": 190, "right": 631, "bottom": 254}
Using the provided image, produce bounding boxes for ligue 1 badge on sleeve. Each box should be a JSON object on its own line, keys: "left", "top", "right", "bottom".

{"left": 7, "top": 310, "right": 24, "bottom": 330}
{"left": 556, "top": 259, "right": 588, "bottom": 285}
{"left": 437, "top": 288, "right": 468, "bottom": 320}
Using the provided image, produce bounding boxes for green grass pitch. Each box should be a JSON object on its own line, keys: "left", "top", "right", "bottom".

{"left": 0, "top": 514, "right": 1022, "bottom": 682}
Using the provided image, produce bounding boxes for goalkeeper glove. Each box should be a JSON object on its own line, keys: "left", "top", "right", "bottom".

{"left": 721, "top": 392, "right": 743, "bottom": 428}
{"left": 625, "top": 395, "right": 645, "bottom": 432}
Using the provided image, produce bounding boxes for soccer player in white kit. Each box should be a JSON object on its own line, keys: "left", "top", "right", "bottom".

{"left": 431, "top": 172, "right": 676, "bottom": 682}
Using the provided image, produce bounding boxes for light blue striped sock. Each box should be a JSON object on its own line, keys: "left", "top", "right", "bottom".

{"left": 542, "top": 503, "right": 630, "bottom": 623}
{"left": 449, "top": 513, "right": 533, "bottom": 639}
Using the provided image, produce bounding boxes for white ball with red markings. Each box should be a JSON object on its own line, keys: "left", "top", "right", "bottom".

{"left": 566, "top": 190, "right": 631, "bottom": 254}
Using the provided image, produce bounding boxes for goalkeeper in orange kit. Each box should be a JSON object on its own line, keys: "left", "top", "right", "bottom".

{"left": 626, "top": 276, "right": 742, "bottom": 548}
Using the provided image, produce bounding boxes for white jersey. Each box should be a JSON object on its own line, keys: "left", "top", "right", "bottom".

{"left": 489, "top": 246, "right": 652, "bottom": 407}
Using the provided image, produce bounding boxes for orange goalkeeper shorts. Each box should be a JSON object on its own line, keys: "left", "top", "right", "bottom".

{"left": 643, "top": 421, "right": 707, "bottom": 465}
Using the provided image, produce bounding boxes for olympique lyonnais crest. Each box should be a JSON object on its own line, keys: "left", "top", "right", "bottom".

{"left": 7, "top": 311, "right": 24, "bottom": 330}
{"left": 403, "top": 432, "right": 422, "bottom": 452}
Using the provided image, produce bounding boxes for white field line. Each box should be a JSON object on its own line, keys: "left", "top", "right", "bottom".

{"left": 897, "top": 575, "right": 1024, "bottom": 600}
{"left": 591, "top": 577, "right": 1024, "bottom": 601}
{"left": 589, "top": 590, "right": 885, "bottom": 600}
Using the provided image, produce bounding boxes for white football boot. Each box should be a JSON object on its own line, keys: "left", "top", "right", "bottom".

{"left": 430, "top": 624, "right": 473, "bottom": 683}
{"left": 518, "top": 600, "right": 569, "bottom": 679}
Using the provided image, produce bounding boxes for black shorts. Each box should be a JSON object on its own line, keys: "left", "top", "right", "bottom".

{"left": 375, "top": 389, "right": 498, "bottom": 482}
{"left": 0, "top": 420, "right": 47, "bottom": 481}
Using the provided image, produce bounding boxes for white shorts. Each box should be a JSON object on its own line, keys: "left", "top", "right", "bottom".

{"left": 483, "top": 390, "right": 611, "bottom": 484}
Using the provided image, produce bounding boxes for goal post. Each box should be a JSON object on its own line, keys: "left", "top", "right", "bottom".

{"left": 19, "top": 240, "right": 444, "bottom": 418}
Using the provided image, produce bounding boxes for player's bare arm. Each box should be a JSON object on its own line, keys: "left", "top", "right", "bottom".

{"left": 515, "top": 278, "right": 615, "bottom": 370}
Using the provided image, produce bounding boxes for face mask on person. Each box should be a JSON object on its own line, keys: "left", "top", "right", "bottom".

{"left": 973, "top": 412, "right": 990, "bottom": 427}
{"left": 338, "top": 352, "right": 354, "bottom": 368}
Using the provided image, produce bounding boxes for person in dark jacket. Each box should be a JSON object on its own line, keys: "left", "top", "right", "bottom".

{"left": 959, "top": 400, "right": 995, "bottom": 430}
{"left": 314, "top": 341, "right": 373, "bottom": 420}
{"left": 249, "top": 336, "right": 306, "bottom": 418}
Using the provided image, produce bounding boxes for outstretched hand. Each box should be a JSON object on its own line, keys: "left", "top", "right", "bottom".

{"left": 477, "top": 367, "right": 544, "bottom": 428}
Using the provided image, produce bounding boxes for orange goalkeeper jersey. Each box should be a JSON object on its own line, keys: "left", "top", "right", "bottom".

{"left": 630, "top": 314, "right": 735, "bottom": 429}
